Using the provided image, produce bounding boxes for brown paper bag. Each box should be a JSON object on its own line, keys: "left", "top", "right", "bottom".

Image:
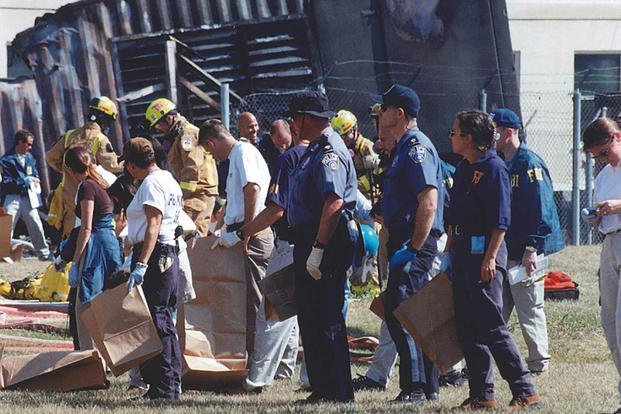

{"left": 80, "top": 282, "right": 162, "bottom": 376}
{"left": 180, "top": 236, "right": 247, "bottom": 388}
{"left": 369, "top": 292, "right": 385, "bottom": 320}
{"left": 0, "top": 349, "right": 107, "bottom": 391}
{"left": 393, "top": 273, "right": 463, "bottom": 372}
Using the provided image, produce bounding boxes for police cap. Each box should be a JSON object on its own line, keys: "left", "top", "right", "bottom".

{"left": 490, "top": 108, "right": 521, "bottom": 129}
{"left": 380, "top": 84, "right": 420, "bottom": 117}
{"left": 288, "top": 91, "right": 334, "bottom": 119}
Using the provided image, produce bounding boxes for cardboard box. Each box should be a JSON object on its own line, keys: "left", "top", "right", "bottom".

{"left": 0, "top": 213, "right": 12, "bottom": 260}
{"left": 393, "top": 273, "right": 463, "bottom": 373}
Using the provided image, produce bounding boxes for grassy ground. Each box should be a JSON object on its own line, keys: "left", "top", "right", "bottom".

{"left": 0, "top": 245, "right": 616, "bottom": 413}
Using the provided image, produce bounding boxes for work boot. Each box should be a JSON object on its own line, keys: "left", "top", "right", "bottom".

{"left": 393, "top": 389, "right": 427, "bottom": 404}
{"left": 452, "top": 396, "right": 497, "bottom": 410}
{"left": 351, "top": 374, "right": 386, "bottom": 391}
{"left": 439, "top": 369, "right": 464, "bottom": 387}
{"left": 508, "top": 394, "right": 542, "bottom": 410}
{"left": 425, "top": 392, "right": 439, "bottom": 401}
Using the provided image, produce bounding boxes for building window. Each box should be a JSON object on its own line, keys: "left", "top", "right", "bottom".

{"left": 575, "top": 53, "right": 621, "bottom": 94}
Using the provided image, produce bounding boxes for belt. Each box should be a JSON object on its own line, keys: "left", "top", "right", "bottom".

{"left": 453, "top": 224, "right": 480, "bottom": 236}
{"left": 226, "top": 222, "right": 244, "bottom": 232}
{"left": 605, "top": 228, "right": 621, "bottom": 237}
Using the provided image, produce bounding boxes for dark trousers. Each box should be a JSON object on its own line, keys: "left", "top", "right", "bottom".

{"left": 384, "top": 232, "right": 439, "bottom": 394}
{"left": 133, "top": 244, "right": 182, "bottom": 400}
{"left": 451, "top": 234, "right": 535, "bottom": 401}
{"left": 293, "top": 223, "right": 354, "bottom": 402}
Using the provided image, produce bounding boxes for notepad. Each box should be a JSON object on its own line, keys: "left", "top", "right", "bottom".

{"left": 507, "top": 254, "right": 549, "bottom": 285}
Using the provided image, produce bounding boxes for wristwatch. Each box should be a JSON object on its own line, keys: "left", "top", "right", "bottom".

{"left": 525, "top": 246, "right": 537, "bottom": 253}
{"left": 313, "top": 240, "right": 327, "bottom": 249}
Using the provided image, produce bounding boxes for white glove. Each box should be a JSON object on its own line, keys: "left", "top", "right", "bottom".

{"left": 210, "top": 231, "right": 241, "bottom": 249}
{"left": 306, "top": 247, "right": 324, "bottom": 280}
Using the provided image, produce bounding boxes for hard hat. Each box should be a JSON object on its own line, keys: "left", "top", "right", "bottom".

{"left": 89, "top": 96, "right": 118, "bottom": 120}
{"left": 360, "top": 224, "right": 379, "bottom": 256}
{"left": 145, "top": 98, "right": 176, "bottom": 127}
{"left": 331, "top": 109, "right": 358, "bottom": 135}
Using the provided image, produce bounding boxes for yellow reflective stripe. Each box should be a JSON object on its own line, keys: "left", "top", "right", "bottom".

{"left": 180, "top": 181, "right": 197, "bottom": 192}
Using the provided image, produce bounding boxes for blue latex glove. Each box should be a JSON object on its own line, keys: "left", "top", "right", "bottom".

{"left": 68, "top": 263, "right": 79, "bottom": 287}
{"left": 128, "top": 262, "right": 148, "bottom": 292}
{"left": 23, "top": 176, "right": 34, "bottom": 187}
{"left": 389, "top": 245, "right": 417, "bottom": 270}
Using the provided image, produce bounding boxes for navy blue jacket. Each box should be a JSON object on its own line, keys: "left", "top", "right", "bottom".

{"left": 504, "top": 143, "right": 564, "bottom": 260}
{"left": 0, "top": 150, "right": 39, "bottom": 196}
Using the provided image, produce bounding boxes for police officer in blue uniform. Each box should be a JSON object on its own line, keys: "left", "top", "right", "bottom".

{"left": 378, "top": 84, "right": 443, "bottom": 404}
{"left": 446, "top": 110, "right": 541, "bottom": 410}
{"left": 492, "top": 108, "right": 564, "bottom": 375}
{"left": 287, "top": 91, "right": 357, "bottom": 403}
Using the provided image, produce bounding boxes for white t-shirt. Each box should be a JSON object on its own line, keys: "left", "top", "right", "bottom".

{"left": 224, "top": 141, "right": 271, "bottom": 226}
{"left": 594, "top": 163, "right": 621, "bottom": 234}
{"left": 127, "top": 169, "right": 183, "bottom": 245}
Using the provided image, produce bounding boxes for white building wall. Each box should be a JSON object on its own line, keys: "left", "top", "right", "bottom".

{"left": 507, "top": 0, "right": 621, "bottom": 190}
{"left": 0, "top": 0, "right": 67, "bottom": 78}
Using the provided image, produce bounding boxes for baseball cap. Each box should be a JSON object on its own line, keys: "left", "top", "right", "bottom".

{"left": 380, "top": 84, "right": 420, "bottom": 117}
{"left": 490, "top": 108, "right": 521, "bottom": 129}
{"left": 122, "top": 137, "right": 155, "bottom": 164}
{"left": 288, "top": 91, "right": 334, "bottom": 119}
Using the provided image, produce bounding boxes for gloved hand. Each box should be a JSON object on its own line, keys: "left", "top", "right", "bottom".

{"left": 54, "top": 255, "right": 68, "bottom": 272}
{"left": 24, "top": 176, "right": 34, "bottom": 187}
{"left": 68, "top": 263, "right": 79, "bottom": 287}
{"left": 389, "top": 245, "right": 417, "bottom": 270}
{"left": 210, "top": 231, "right": 241, "bottom": 249}
{"left": 306, "top": 247, "right": 324, "bottom": 280}
{"left": 128, "top": 262, "right": 148, "bottom": 292}
{"left": 438, "top": 252, "right": 451, "bottom": 273}
{"left": 362, "top": 154, "right": 380, "bottom": 170}
{"left": 581, "top": 207, "right": 599, "bottom": 225}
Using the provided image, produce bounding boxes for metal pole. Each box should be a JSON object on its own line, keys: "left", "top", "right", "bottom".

{"left": 479, "top": 89, "right": 488, "bottom": 112}
{"left": 164, "top": 39, "right": 178, "bottom": 104}
{"left": 221, "top": 83, "right": 230, "bottom": 130}
{"left": 572, "top": 89, "right": 582, "bottom": 246}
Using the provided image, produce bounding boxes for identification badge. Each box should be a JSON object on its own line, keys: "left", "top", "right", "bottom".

{"left": 470, "top": 235, "right": 485, "bottom": 255}
{"left": 181, "top": 135, "right": 193, "bottom": 151}
{"left": 26, "top": 166, "right": 32, "bottom": 175}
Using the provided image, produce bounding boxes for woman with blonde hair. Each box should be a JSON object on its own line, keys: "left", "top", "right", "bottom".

{"left": 64, "top": 145, "right": 121, "bottom": 350}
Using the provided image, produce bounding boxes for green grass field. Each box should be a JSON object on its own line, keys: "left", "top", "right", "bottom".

{"left": 0, "top": 245, "right": 617, "bottom": 413}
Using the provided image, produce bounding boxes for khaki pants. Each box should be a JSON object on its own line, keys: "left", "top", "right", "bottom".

{"left": 600, "top": 233, "right": 621, "bottom": 398}
{"left": 244, "top": 227, "right": 274, "bottom": 355}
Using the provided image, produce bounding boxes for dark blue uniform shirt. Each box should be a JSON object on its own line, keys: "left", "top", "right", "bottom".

{"left": 382, "top": 128, "right": 444, "bottom": 237}
{"left": 267, "top": 144, "right": 307, "bottom": 209}
{"left": 258, "top": 136, "right": 287, "bottom": 178}
{"left": 288, "top": 128, "right": 357, "bottom": 227}
{"left": 447, "top": 149, "right": 511, "bottom": 235}
{"left": 0, "top": 150, "right": 39, "bottom": 196}
{"left": 504, "top": 143, "right": 564, "bottom": 259}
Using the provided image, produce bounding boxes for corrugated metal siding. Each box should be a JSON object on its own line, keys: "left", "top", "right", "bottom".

{"left": 6, "top": 0, "right": 309, "bottom": 195}
{"left": 0, "top": 79, "right": 51, "bottom": 192}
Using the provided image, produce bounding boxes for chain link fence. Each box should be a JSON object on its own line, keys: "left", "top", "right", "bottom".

{"left": 230, "top": 84, "right": 612, "bottom": 246}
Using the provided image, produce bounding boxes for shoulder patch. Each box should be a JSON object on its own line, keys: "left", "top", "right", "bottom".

{"left": 408, "top": 145, "right": 426, "bottom": 163}
{"left": 181, "top": 135, "right": 193, "bottom": 151}
{"left": 321, "top": 152, "right": 339, "bottom": 171}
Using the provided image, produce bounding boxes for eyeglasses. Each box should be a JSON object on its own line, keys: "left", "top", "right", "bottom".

{"left": 591, "top": 138, "right": 614, "bottom": 159}
{"left": 448, "top": 129, "right": 466, "bottom": 137}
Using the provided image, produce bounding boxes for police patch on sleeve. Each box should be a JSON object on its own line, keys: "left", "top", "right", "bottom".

{"left": 182, "top": 135, "right": 193, "bottom": 151}
{"left": 321, "top": 152, "right": 339, "bottom": 171}
{"left": 408, "top": 145, "right": 426, "bottom": 163}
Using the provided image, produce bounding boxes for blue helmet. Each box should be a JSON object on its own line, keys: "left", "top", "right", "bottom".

{"left": 360, "top": 224, "right": 379, "bottom": 256}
